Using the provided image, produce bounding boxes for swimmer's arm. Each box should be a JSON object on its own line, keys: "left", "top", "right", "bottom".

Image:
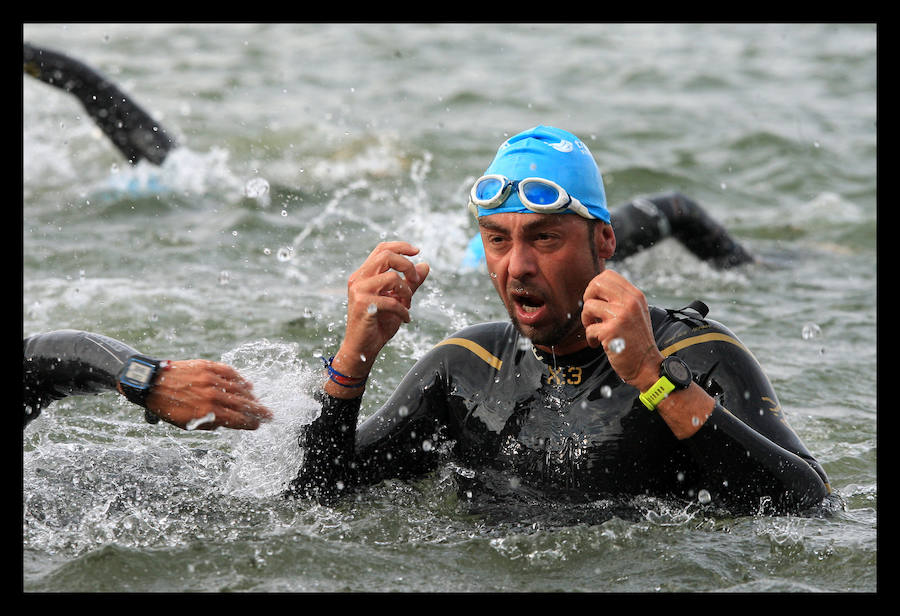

{"left": 683, "top": 405, "right": 830, "bottom": 513}
{"left": 325, "top": 242, "right": 430, "bottom": 400}
{"left": 23, "top": 330, "right": 270, "bottom": 430}
{"left": 288, "top": 346, "right": 450, "bottom": 503}
{"left": 663, "top": 326, "right": 830, "bottom": 512}
{"left": 24, "top": 330, "right": 137, "bottom": 425}
{"left": 610, "top": 192, "right": 754, "bottom": 269}
{"left": 23, "top": 42, "right": 176, "bottom": 165}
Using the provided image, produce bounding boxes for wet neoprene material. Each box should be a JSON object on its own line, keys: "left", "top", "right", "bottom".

{"left": 23, "top": 330, "right": 140, "bottom": 427}
{"left": 23, "top": 42, "right": 176, "bottom": 165}
{"left": 611, "top": 192, "right": 754, "bottom": 269}
{"left": 288, "top": 306, "right": 830, "bottom": 515}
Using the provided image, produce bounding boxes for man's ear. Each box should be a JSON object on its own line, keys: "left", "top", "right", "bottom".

{"left": 595, "top": 222, "right": 616, "bottom": 260}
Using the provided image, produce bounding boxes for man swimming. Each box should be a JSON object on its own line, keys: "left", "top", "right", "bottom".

{"left": 285, "top": 125, "right": 830, "bottom": 515}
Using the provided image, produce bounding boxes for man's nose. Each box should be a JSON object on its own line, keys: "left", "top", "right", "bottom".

{"left": 507, "top": 241, "right": 538, "bottom": 280}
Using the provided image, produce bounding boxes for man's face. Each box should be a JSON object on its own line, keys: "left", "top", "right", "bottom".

{"left": 478, "top": 212, "right": 613, "bottom": 355}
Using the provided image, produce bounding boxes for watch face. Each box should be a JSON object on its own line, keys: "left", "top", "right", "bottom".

{"left": 123, "top": 359, "right": 154, "bottom": 387}
{"left": 664, "top": 356, "right": 692, "bottom": 386}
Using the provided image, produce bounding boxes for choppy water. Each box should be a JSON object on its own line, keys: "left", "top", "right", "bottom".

{"left": 23, "top": 23, "right": 877, "bottom": 592}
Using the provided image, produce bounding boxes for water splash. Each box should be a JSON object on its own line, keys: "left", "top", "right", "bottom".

{"left": 185, "top": 412, "right": 216, "bottom": 431}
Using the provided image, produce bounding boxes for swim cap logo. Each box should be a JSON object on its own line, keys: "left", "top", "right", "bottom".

{"left": 548, "top": 140, "right": 574, "bottom": 153}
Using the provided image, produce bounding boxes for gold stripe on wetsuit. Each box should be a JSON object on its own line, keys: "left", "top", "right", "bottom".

{"left": 435, "top": 338, "right": 504, "bottom": 371}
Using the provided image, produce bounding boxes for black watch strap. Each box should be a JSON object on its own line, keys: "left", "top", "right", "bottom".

{"left": 117, "top": 355, "right": 164, "bottom": 420}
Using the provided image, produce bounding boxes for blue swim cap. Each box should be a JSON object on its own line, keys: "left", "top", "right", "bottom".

{"left": 474, "top": 125, "right": 610, "bottom": 223}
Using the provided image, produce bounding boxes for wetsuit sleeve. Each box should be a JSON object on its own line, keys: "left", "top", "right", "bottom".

{"left": 666, "top": 316, "right": 831, "bottom": 512}
{"left": 23, "top": 330, "right": 140, "bottom": 427}
{"left": 23, "top": 42, "right": 176, "bottom": 166}
{"left": 610, "top": 192, "right": 753, "bottom": 269}
{"left": 286, "top": 392, "right": 363, "bottom": 503}
{"left": 286, "top": 345, "right": 452, "bottom": 504}
{"left": 685, "top": 405, "right": 829, "bottom": 513}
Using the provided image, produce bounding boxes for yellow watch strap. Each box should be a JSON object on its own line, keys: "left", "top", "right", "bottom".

{"left": 639, "top": 376, "right": 676, "bottom": 411}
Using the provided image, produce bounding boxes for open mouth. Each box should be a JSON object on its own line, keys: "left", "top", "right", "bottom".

{"left": 511, "top": 289, "right": 546, "bottom": 318}
{"left": 517, "top": 296, "right": 544, "bottom": 312}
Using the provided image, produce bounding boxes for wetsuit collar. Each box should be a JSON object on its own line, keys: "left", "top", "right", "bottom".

{"left": 530, "top": 344, "right": 604, "bottom": 367}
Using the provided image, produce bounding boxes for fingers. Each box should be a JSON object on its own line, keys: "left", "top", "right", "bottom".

{"left": 579, "top": 270, "right": 661, "bottom": 386}
{"left": 189, "top": 398, "right": 272, "bottom": 430}
{"left": 148, "top": 360, "right": 273, "bottom": 431}
{"left": 347, "top": 243, "right": 430, "bottom": 326}
{"left": 353, "top": 242, "right": 429, "bottom": 290}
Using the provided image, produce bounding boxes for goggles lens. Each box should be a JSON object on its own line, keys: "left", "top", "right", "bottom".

{"left": 519, "top": 179, "right": 561, "bottom": 206}
{"left": 473, "top": 176, "right": 508, "bottom": 203}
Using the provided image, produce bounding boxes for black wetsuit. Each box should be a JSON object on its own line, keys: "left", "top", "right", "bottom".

{"left": 610, "top": 192, "right": 753, "bottom": 269}
{"left": 23, "top": 42, "right": 176, "bottom": 165}
{"left": 288, "top": 304, "right": 830, "bottom": 516}
{"left": 22, "top": 330, "right": 157, "bottom": 427}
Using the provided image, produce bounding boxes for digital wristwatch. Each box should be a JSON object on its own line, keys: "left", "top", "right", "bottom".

{"left": 639, "top": 355, "right": 693, "bottom": 411}
{"left": 117, "top": 354, "right": 165, "bottom": 423}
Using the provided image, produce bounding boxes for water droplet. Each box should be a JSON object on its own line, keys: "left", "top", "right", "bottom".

{"left": 609, "top": 337, "right": 626, "bottom": 354}
{"left": 422, "top": 440, "right": 433, "bottom": 452}
{"left": 367, "top": 303, "right": 378, "bottom": 315}
{"left": 801, "top": 322, "right": 822, "bottom": 340}
{"left": 600, "top": 385, "right": 612, "bottom": 398}
{"left": 281, "top": 210, "right": 288, "bottom": 217}
{"left": 691, "top": 416, "right": 700, "bottom": 426}
{"left": 676, "top": 472, "right": 685, "bottom": 482}
{"left": 698, "top": 489, "right": 711, "bottom": 504}
{"left": 276, "top": 247, "right": 293, "bottom": 262}
{"left": 490, "top": 272, "right": 497, "bottom": 279}
{"left": 218, "top": 270, "right": 230, "bottom": 285}
{"left": 359, "top": 354, "right": 367, "bottom": 363}
{"left": 244, "top": 177, "right": 270, "bottom": 199}
{"left": 263, "top": 247, "right": 271, "bottom": 255}
{"left": 398, "top": 405, "right": 409, "bottom": 417}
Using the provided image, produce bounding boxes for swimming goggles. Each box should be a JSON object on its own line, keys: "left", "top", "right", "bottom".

{"left": 467, "top": 174, "right": 597, "bottom": 219}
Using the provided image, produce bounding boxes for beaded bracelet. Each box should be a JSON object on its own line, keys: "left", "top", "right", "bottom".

{"left": 320, "top": 355, "right": 368, "bottom": 388}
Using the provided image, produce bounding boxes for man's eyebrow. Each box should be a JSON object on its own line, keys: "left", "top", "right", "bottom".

{"left": 477, "top": 216, "right": 568, "bottom": 234}
{"left": 477, "top": 218, "right": 507, "bottom": 233}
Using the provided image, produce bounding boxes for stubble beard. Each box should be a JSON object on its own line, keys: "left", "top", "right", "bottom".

{"left": 508, "top": 303, "right": 584, "bottom": 351}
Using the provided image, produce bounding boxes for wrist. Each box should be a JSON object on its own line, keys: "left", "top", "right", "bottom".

{"left": 638, "top": 355, "right": 693, "bottom": 411}
{"left": 117, "top": 355, "right": 169, "bottom": 422}
{"left": 321, "top": 351, "right": 370, "bottom": 397}
{"left": 328, "top": 347, "right": 373, "bottom": 381}
{"left": 629, "top": 349, "right": 666, "bottom": 392}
